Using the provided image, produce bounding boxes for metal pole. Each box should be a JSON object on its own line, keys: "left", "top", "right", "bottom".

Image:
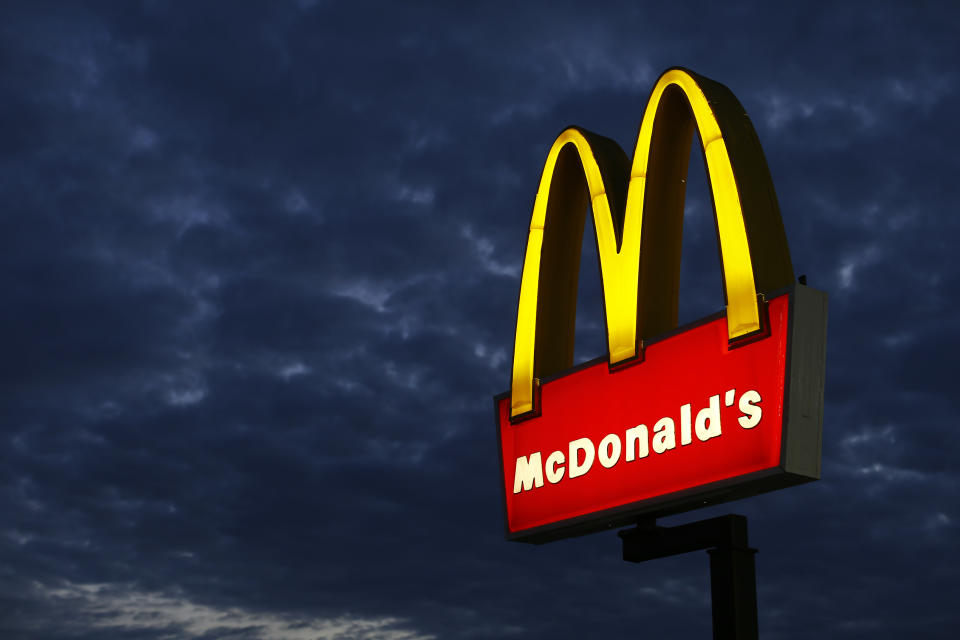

{"left": 709, "top": 544, "right": 758, "bottom": 639}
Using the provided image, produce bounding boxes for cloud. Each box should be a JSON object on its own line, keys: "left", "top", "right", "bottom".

{"left": 31, "top": 581, "right": 432, "bottom": 640}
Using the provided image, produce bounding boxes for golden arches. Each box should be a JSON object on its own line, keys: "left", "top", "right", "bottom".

{"left": 510, "top": 68, "right": 794, "bottom": 418}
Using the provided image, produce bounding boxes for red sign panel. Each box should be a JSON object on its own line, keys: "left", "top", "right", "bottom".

{"left": 496, "top": 288, "right": 826, "bottom": 542}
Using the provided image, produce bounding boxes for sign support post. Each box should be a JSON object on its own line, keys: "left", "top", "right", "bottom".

{"left": 619, "top": 515, "right": 758, "bottom": 640}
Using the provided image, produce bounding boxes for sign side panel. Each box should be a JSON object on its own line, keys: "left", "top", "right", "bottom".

{"left": 783, "top": 285, "right": 828, "bottom": 478}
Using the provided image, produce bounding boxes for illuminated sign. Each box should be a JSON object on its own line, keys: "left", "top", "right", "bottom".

{"left": 495, "top": 68, "right": 828, "bottom": 543}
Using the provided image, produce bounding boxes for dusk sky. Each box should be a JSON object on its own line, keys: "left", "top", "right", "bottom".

{"left": 2, "top": 1, "right": 958, "bottom": 638}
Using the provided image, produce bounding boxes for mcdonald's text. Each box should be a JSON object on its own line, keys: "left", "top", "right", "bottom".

{"left": 512, "top": 389, "right": 763, "bottom": 494}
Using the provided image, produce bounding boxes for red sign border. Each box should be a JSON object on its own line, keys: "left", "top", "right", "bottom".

{"left": 494, "top": 284, "right": 827, "bottom": 543}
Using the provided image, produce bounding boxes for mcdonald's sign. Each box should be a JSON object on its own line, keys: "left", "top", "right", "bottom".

{"left": 494, "top": 68, "right": 828, "bottom": 543}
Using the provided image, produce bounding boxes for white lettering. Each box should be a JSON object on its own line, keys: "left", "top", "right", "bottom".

{"left": 680, "top": 403, "right": 692, "bottom": 445}
{"left": 695, "top": 394, "right": 722, "bottom": 441}
{"left": 568, "top": 438, "right": 595, "bottom": 478}
{"left": 545, "top": 450, "right": 565, "bottom": 483}
{"left": 625, "top": 424, "right": 649, "bottom": 461}
{"left": 652, "top": 417, "right": 676, "bottom": 453}
{"left": 598, "top": 434, "right": 622, "bottom": 468}
{"left": 510, "top": 391, "right": 764, "bottom": 493}
{"left": 513, "top": 452, "right": 544, "bottom": 493}
{"left": 738, "top": 390, "right": 762, "bottom": 429}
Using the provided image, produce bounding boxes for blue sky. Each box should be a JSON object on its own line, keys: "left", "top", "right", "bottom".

{"left": 1, "top": 1, "right": 958, "bottom": 638}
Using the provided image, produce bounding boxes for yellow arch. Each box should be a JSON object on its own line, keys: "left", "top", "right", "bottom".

{"left": 510, "top": 68, "right": 794, "bottom": 418}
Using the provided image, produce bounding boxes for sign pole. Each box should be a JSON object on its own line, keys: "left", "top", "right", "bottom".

{"left": 619, "top": 514, "right": 759, "bottom": 640}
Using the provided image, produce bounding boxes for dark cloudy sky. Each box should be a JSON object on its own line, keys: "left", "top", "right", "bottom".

{"left": 2, "top": 1, "right": 958, "bottom": 638}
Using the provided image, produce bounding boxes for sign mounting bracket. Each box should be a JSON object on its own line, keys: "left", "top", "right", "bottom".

{"left": 619, "top": 514, "right": 759, "bottom": 640}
